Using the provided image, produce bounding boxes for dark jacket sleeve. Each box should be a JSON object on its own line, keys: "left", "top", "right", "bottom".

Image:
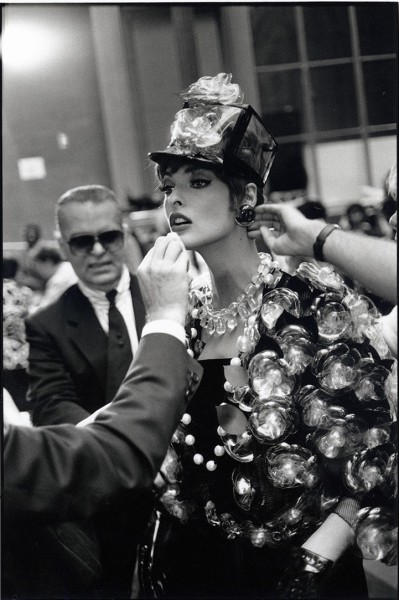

{"left": 4, "top": 333, "right": 202, "bottom": 523}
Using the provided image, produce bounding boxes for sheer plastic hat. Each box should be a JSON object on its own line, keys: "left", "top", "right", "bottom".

{"left": 149, "top": 73, "right": 278, "bottom": 188}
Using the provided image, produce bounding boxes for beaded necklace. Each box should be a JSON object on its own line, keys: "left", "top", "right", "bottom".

{"left": 189, "top": 252, "right": 282, "bottom": 354}
{"left": 178, "top": 252, "right": 282, "bottom": 472}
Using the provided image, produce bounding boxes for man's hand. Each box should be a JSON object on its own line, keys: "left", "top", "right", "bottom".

{"left": 248, "top": 203, "right": 325, "bottom": 258}
{"left": 137, "top": 233, "right": 190, "bottom": 327}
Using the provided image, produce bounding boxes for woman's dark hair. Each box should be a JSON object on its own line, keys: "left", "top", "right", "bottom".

{"left": 155, "top": 156, "right": 265, "bottom": 209}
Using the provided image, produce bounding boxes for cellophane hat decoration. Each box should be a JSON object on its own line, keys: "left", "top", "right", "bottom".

{"left": 149, "top": 73, "right": 278, "bottom": 188}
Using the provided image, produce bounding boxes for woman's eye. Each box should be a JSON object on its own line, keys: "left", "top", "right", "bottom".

{"left": 191, "top": 179, "right": 210, "bottom": 189}
{"left": 160, "top": 184, "right": 173, "bottom": 196}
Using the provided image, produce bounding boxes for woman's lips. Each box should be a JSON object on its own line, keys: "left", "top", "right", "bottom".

{"left": 169, "top": 212, "right": 192, "bottom": 231}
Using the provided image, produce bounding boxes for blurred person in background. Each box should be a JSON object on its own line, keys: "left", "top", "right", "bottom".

{"left": 28, "top": 246, "right": 78, "bottom": 313}
{"left": 3, "top": 257, "right": 33, "bottom": 411}
{"left": 340, "top": 201, "right": 391, "bottom": 239}
{"left": 23, "top": 222, "right": 42, "bottom": 251}
{"left": 342, "top": 202, "right": 373, "bottom": 235}
{"left": 124, "top": 227, "right": 145, "bottom": 273}
{"left": 380, "top": 168, "right": 398, "bottom": 240}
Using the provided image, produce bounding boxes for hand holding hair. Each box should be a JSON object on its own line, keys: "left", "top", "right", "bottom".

{"left": 247, "top": 203, "right": 325, "bottom": 258}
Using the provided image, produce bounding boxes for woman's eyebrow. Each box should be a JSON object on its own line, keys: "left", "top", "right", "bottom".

{"left": 184, "top": 165, "right": 211, "bottom": 175}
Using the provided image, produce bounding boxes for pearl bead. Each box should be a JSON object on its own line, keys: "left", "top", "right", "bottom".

{"left": 214, "top": 445, "right": 225, "bottom": 457}
{"left": 191, "top": 327, "right": 198, "bottom": 339}
{"left": 217, "top": 425, "right": 226, "bottom": 436}
{"left": 187, "top": 348, "right": 194, "bottom": 357}
{"left": 193, "top": 453, "right": 204, "bottom": 465}
{"left": 181, "top": 413, "right": 192, "bottom": 425}
{"left": 230, "top": 357, "right": 241, "bottom": 366}
{"left": 206, "top": 460, "right": 217, "bottom": 471}
{"left": 191, "top": 308, "right": 199, "bottom": 318}
{"left": 224, "top": 381, "right": 233, "bottom": 392}
{"left": 185, "top": 434, "right": 195, "bottom": 445}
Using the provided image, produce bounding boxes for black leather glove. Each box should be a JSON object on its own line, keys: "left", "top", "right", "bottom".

{"left": 276, "top": 547, "right": 333, "bottom": 599}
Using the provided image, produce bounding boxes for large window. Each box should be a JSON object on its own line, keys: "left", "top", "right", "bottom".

{"left": 250, "top": 4, "right": 397, "bottom": 192}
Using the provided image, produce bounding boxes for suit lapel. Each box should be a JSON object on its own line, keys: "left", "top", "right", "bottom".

{"left": 64, "top": 277, "right": 144, "bottom": 377}
{"left": 129, "top": 274, "right": 145, "bottom": 339}
{"left": 65, "top": 286, "right": 108, "bottom": 383}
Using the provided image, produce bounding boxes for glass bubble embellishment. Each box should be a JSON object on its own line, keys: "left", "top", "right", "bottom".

{"left": 354, "top": 507, "right": 397, "bottom": 562}
{"left": 276, "top": 325, "right": 314, "bottom": 376}
{"left": 296, "top": 262, "right": 346, "bottom": 294}
{"left": 344, "top": 445, "right": 395, "bottom": 495}
{"left": 249, "top": 397, "right": 298, "bottom": 445}
{"left": 265, "top": 443, "right": 319, "bottom": 488}
{"left": 232, "top": 466, "right": 256, "bottom": 511}
{"left": 248, "top": 351, "right": 296, "bottom": 400}
{"left": 313, "top": 344, "right": 361, "bottom": 393}
{"left": 312, "top": 294, "right": 352, "bottom": 343}
{"left": 260, "top": 288, "right": 301, "bottom": 331}
{"left": 219, "top": 429, "right": 254, "bottom": 463}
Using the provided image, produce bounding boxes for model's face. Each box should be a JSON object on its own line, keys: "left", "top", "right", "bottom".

{"left": 162, "top": 165, "right": 235, "bottom": 251}
{"left": 59, "top": 200, "right": 125, "bottom": 291}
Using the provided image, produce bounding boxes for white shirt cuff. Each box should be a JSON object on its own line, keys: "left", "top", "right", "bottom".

{"left": 141, "top": 319, "right": 187, "bottom": 346}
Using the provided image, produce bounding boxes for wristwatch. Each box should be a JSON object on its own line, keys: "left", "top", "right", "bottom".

{"left": 313, "top": 224, "right": 340, "bottom": 262}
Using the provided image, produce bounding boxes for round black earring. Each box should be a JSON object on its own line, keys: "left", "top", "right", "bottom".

{"left": 235, "top": 204, "right": 256, "bottom": 227}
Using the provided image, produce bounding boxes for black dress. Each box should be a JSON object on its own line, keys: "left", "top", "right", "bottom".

{"left": 139, "top": 359, "right": 368, "bottom": 600}
{"left": 138, "top": 264, "right": 395, "bottom": 599}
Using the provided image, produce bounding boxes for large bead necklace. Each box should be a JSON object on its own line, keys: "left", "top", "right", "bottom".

{"left": 180, "top": 252, "right": 283, "bottom": 471}
{"left": 189, "top": 252, "right": 282, "bottom": 350}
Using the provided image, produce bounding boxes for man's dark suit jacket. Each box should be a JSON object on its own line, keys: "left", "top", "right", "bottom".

{"left": 4, "top": 333, "right": 202, "bottom": 598}
{"left": 26, "top": 275, "right": 146, "bottom": 426}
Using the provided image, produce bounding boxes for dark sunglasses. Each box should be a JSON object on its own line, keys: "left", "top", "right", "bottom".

{"left": 67, "top": 230, "right": 124, "bottom": 256}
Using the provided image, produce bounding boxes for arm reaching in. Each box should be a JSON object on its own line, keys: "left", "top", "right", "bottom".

{"left": 5, "top": 334, "right": 202, "bottom": 522}
{"left": 248, "top": 203, "right": 397, "bottom": 304}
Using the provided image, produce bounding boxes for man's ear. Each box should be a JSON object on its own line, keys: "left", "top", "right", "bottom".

{"left": 54, "top": 230, "right": 68, "bottom": 256}
{"left": 240, "top": 182, "right": 257, "bottom": 208}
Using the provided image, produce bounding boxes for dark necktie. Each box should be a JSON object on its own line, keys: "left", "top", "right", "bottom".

{"left": 106, "top": 289, "right": 133, "bottom": 401}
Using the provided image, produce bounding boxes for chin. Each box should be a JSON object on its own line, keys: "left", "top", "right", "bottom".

{"left": 87, "top": 273, "right": 120, "bottom": 290}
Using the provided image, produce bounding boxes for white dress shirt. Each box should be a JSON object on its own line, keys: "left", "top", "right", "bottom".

{"left": 77, "top": 265, "right": 139, "bottom": 354}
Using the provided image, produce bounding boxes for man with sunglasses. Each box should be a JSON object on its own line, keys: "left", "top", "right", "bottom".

{"left": 24, "top": 184, "right": 148, "bottom": 596}
{"left": 26, "top": 184, "right": 145, "bottom": 426}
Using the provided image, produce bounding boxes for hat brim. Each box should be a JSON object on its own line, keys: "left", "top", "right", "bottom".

{"left": 148, "top": 150, "right": 267, "bottom": 188}
{"left": 148, "top": 150, "right": 223, "bottom": 170}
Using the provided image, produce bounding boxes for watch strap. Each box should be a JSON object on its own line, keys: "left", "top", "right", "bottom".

{"left": 313, "top": 224, "right": 340, "bottom": 261}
